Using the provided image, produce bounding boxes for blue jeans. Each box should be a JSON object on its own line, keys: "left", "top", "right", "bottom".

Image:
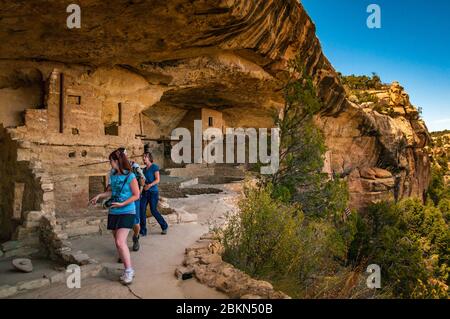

{"left": 139, "top": 191, "right": 168, "bottom": 235}
{"left": 133, "top": 198, "right": 140, "bottom": 225}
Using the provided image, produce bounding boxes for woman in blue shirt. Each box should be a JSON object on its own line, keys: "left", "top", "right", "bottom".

{"left": 139, "top": 151, "right": 168, "bottom": 236}
{"left": 89, "top": 149, "right": 139, "bottom": 285}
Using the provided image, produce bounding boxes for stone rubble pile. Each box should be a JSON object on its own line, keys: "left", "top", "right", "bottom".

{"left": 176, "top": 233, "right": 290, "bottom": 299}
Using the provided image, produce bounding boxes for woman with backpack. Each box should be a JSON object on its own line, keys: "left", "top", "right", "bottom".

{"left": 89, "top": 149, "right": 140, "bottom": 285}
{"left": 118, "top": 147, "right": 145, "bottom": 252}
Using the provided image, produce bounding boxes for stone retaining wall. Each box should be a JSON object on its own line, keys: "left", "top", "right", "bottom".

{"left": 177, "top": 233, "right": 290, "bottom": 299}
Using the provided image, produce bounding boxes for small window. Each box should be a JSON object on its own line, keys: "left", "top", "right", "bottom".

{"left": 104, "top": 103, "right": 121, "bottom": 136}
{"left": 208, "top": 117, "right": 214, "bottom": 127}
{"left": 67, "top": 95, "right": 81, "bottom": 105}
{"left": 105, "top": 124, "right": 119, "bottom": 136}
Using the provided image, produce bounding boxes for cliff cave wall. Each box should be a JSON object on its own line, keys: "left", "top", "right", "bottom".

{"left": 0, "top": 0, "right": 431, "bottom": 240}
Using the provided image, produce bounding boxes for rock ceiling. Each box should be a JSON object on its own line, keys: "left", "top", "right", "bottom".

{"left": 0, "top": 0, "right": 346, "bottom": 116}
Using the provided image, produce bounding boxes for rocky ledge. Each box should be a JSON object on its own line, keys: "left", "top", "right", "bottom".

{"left": 176, "top": 233, "right": 290, "bottom": 299}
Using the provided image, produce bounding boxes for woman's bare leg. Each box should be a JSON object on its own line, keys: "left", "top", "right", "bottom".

{"left": 114, "top": 228, "right": 131, "bottom": 269}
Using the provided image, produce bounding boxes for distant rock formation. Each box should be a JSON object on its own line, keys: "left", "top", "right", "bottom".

{"left": 323, "top": 79, "right": 431, "bottom": 209}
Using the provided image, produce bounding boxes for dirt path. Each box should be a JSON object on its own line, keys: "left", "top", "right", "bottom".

{"left": 11, "top": 183, "right": 239, "bottom": 299}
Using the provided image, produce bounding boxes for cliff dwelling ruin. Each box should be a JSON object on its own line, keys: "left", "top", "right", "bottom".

{"left": 0, "top": 0, "right": 431, "bottom": 272}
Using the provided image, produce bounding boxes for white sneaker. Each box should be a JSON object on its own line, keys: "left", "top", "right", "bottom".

{"left": 120, "top": 269, "right": 135, "bottom": 285}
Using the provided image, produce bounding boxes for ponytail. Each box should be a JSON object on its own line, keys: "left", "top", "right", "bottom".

{"left": 109, "top": 149, "right": 132, "bottom": 174}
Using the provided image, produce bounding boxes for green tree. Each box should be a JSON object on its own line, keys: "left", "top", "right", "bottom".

{"left": 348, "top": 199, "right": 449, "bottom": 298}
{"left": 427, "top": 163, "right": 450, "bottom": 205}
{"left": 270, "top": 56, "right": 348, "bottom": 218}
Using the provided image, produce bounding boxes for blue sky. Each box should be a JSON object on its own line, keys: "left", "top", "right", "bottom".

{"left": 301, "top": 0, "right": 450, "bottom": 132}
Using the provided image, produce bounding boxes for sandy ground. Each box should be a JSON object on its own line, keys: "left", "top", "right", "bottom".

{"left": 10, "top": 183, "right": 240, "bottom": 299}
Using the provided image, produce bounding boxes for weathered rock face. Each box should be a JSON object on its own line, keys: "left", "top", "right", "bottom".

{"left": 0, "top": 0, "right": 430, "bottom": 241}
{"left": 318, "top": 81, "right": 431, "bottom": 209}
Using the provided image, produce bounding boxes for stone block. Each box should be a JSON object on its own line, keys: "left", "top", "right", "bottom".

{"left": 40, "top": 202, "right": 56, "bottom": 214}
{"left": 42, "top": 191, "right": 54, "bottom": 202}
{"left": 41, "top": 183, "right": 54, "bottom": 192}
{"left": 63, "top": 219, "right": 87, "bottom": 229}
{"left": 8, "top": 130, "right": 24, "bottom": 140}
{"left": 179, "top": 178, "right": 199, "bottom": 188}
{"left": 209, "top": 242, "right": 224, "bottom": 255}
{"left": 19, "top": 236, "right": 41, "bottom": 247}
{"left": 13, "top": 226, "right": 39, "bottom": 241}
{"left": 12, "top": 183, "right": 25, "bottom": 220}
{"left": 1, "top": 240, "right": 23, "bottom": 252}
{"left": 25, "top": 211, "right": 44, "bottom": 222}
{"left": 24, "top": 220, "right": 41, "bottom": 228}
{"left": 86, "top": 219, "right": 101, "bottom": 225}
{"left": 200, "top": 233, "right": 215, "bottom": 240}
{"left": 19, "top": 141, "right": 32, "bottom": 149}
{"left": 241, "top": 294, "right": 263, "bottom": 299}
{"left": 46, "top": 271, "right": 66, "bottom": 284}
{"left": 52, "top": 225, "right": 63, "bottom": 232}
{"left": 71, "top": 252, "right": 90, "bottom": 265}
{"left": 17, "top": 278, "right": 50, "bottom": 291}
{"left": 4, "top": 247, "right": 39, "bottom": 258}
{"left": 183, "top": 257, "right": 199, "bottom": 267}
{"left": 16, "top": 148, "right": 31, "bottom": 161}
{"left": 0, "top": 285, "right": 18, "bottom": 298}
{"left": 175, "top": 266, "right": 194, "bottom": 280}
{"left": 55, "top": 232, "right": 68, "bottom": 240}
{"left": 185, "top": 242, "right": 210, "bottom": 255}
{"left": 199, "top": 254, "right": 222, "bottom": 265}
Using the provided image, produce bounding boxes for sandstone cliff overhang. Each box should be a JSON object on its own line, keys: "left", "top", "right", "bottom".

{"left": 0, "top": 0, "right": 347, "bottom": 117}
{"left": 0, "top": 0, "right": 431, "bottom": 227}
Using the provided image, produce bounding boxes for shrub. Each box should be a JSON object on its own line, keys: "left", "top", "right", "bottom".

{"left": 349, "top": 199, "right": 449, "bottom": 298}
{"left": 427, "top": 163, "right": 450, "bottom": 205}
{"left": 355, "top": 91, "right": 380, "bottom": 103}
{"left": 219, "top": 182, "right": 370, "bottom": 298}
{"left": 339, "top": 73, "right": 384, "bottom": 90}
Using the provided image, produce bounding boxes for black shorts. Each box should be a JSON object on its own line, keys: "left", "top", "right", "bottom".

{"left": 107, "top": 214, "right": 135, "bottom": 230}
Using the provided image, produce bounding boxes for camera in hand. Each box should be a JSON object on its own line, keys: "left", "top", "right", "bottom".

{"left": 103, "top": 196, "right": 121, "bottom": 209}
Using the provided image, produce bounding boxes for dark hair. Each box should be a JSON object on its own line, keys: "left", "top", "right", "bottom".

{"left": 118, "top": 147, "right": 126, "bottom": 153}
{"left": 143, "top": 152, "right": 154, "bottom": 163}
{"left": 109, "top": 149, "right": 132, "bottom": 174}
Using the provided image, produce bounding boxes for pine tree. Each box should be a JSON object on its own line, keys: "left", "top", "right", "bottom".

{"left": 270, "top": 56, "right": 348, "bottom": 218}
